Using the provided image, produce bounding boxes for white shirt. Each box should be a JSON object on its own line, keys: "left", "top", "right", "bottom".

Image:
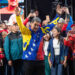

{"left": 53, "top": 38, "right": 60, "bottom": 56}
{"left": 43, "top": 41, "right": 49, "bottom": 56}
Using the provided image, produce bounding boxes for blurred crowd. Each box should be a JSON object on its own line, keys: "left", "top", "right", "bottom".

{"left": 0, "top": 4, "right": 75, "bottom": 75}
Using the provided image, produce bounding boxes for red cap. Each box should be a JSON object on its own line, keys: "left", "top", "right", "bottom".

{"left": 71, "top": 24, "right": 75, "bottom": 28}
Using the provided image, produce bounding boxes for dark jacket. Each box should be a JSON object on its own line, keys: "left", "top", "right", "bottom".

{"left": 0, "top": 34, "right": 5, "bottom": 59}
{"left": 48, "top": 38, "right": 68, "bottom": 64}
{"left": 4, "top": 32, "right": 23, "bottom": 61}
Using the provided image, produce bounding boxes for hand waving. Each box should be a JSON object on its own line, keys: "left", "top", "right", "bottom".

{"left": 56, "top": 4, "right": 63, "bottom": 15}
{"left": 15, "top": 7, "right": 20, "bottom": 16}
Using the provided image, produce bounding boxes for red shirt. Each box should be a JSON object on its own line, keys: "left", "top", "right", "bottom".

{"left": 64, "top": 34, "right": 75, "bottom": 59}
{"left": 36, "top": 38, "right": 44, "bottom": 60}
{"left": 0, "top": 29, "right": 8, "bottom": 33}
{"left": 61, "top": 24, "right": 68, "bottom": 32}
{"left": 23, "top": 18, "right": 29, "bottom": 25}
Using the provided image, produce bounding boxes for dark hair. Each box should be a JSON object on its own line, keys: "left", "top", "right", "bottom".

{"left": 30, "top": 9, "right": 35, "bottom": 13}
{"left": 53, "top": 27, "right": 63, "bottom": 43}
{"left": 54, "top": 27, "right": 61, "bottom": 32}
{"left": 43, "top": 33, "right": 51, "bottom": 41}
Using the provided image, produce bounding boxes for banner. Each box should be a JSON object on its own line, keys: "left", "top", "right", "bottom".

{"left": 0, "top": 0, "right": 24, "bottom": 21}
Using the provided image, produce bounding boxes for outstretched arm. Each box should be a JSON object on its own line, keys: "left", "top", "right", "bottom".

{"left": 41, "top": 4, "right": 63, "bottom": 34}
{"left": 41, "top": 14, "right": 60, "bottom": 34}
{"left": 23, "top": 13, "right": 35, "bottom": 25}
{"left": 15, "top": 7, "right": 31, "bottom": 34}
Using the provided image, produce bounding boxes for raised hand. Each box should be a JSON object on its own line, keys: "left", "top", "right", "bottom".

{"left": 46, "top": 15, "right": 50, "bottom": 22}
{"left": 56, "top": 4, "right": 63, "bottom": 15}
{"left": 15, "top": 7, "right": 20, "bottom": 16}
{"left": 27, "top": 13, "right": 34, "bottom": 18}
{"left": 64, "top": 7, "right": 70, "bottom": 14}
{"left": 8, "top": 60, "right": 13, "bottom": 66}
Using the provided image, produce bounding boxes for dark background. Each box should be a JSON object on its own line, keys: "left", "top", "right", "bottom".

{"left": 0, "top": 0, "right": 75, "bottom": 22}
{"left": 30, "top": 0, "right": 75, "bottom": 22}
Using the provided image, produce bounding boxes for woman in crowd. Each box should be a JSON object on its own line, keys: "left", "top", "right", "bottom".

{"left": 48, "top": 27, "right": 68, "bottom": 75}
{"left": 43, "top": 33, "right": 51, "bottom": 75}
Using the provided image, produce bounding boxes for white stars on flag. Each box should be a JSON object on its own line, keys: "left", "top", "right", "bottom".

{"left": 28, "top": 51, "right": 32, "bottom": 55}
{"left": 25, "top": 54, "right": 28, "bottom": 58}
{"left": 33, "top": 43, "right": 36, "bottom": 47}
{"left": 31, "top": 48, "right": 34, "bottom": 51}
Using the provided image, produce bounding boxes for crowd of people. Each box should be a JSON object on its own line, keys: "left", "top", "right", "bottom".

{"left": 0, "top": 4, "right": 75, "bottom": 75}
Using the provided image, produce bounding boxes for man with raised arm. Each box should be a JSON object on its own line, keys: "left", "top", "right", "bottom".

{"left": 15, "top": 6, "right": 62, "bottom": 75}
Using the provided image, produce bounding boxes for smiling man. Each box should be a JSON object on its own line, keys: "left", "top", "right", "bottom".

{"left": 15, "top": 6, "right": 63, "bottom": 75}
